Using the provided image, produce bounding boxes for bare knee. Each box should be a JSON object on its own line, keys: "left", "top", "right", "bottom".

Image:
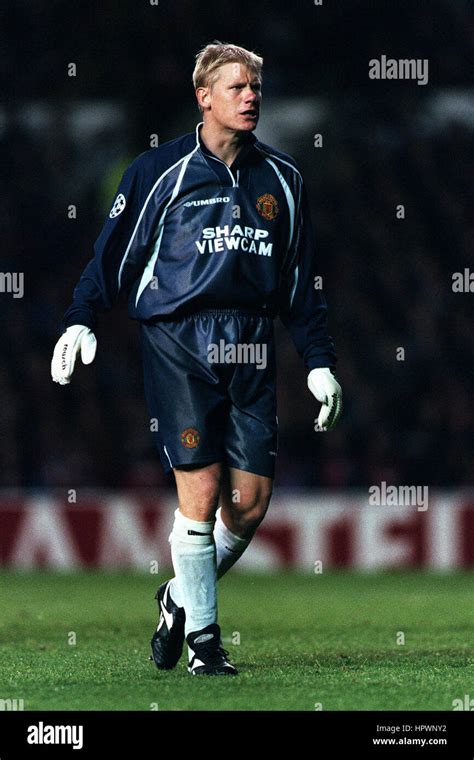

{"left": 174, "top": 463, "right": 222, "bottom": 521}
{"left": 227, "top": 481, "right": 273, "bottom": 537}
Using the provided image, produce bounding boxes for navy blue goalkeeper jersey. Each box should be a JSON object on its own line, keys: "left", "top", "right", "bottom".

{"left": 62, "top": 122, "right": 336, "bottom": 370}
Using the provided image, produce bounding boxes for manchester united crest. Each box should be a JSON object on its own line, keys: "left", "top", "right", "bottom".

{"left": 181, "top": 428, "right": 200, "bottom": 449}
{"left": 256, "top": 193, "right": 279, "bottom": 221}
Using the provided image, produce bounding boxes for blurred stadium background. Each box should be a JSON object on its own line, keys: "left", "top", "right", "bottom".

{"left": 0, "top": 0, "right": 473, "bottom": 573}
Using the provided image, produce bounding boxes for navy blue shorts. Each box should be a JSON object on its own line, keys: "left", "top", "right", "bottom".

{"left": 140, "top": 309, "right": 278, "bottom": 478}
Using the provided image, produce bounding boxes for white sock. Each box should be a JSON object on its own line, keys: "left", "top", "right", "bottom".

{"left": 168, "top": 508, "right": 251, "bottom": 606}
{"left": 169, "top": 509, "right": 217, "bottom": 636}
{"left": 215, "top": 507, "right": 251, "bottom": 579}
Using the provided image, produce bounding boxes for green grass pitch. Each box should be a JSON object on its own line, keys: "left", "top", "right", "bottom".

{"left": 1, "top": 570, "right": 473, "bottom": 711}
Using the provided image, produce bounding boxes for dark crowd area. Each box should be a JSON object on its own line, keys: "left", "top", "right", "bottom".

{"left": 1, "top": 0, "right": 472, "bottom": 489}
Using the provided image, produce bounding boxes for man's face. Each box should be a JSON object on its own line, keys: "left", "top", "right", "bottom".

{"left": 198, "top": 62, "right": 261, "bottom": 132}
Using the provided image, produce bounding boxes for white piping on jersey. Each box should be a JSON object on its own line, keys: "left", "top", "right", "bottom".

{"left": 163, "top": 445, "right": 173, "bottom": 468}
{"left": 134, "top": 145, "right": 199, "bottom": 306}
{"left": 195, "top": 121, "right": 204, "bottom": 146}
{"left": 256, "top": 146, "right": 303, "bottom": 182}
{"left": 263, "top": 156, "right": 296, "bottom": 251}
{"left": 205, "top": 153, "right": 238, "bottom": 187}
{"left": 289, "top": 265, "right": 299, "bottom": 308}
{"left": 256, "top": 146, "right": 303, "bottom": 310}
{"left": 195, "top": 121, "right": 238, "bottom": 187}
{"left": 117, "top": 148, "right": 197, "bottom": 291}
{"left": 288, "top": 176, "right": 302, "bottom": 308}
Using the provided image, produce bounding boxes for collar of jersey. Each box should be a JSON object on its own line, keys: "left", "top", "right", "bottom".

{"left": 194, "top": 121, "right": 258, "bottom": 171}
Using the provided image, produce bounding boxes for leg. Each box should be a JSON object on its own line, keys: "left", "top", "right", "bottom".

{"left": 213, "top": 467, "right": 273, "bottom": 579}
{"left": 152, "top": 461, "right": 237, "bottom": 673}
{"left": 169, "top": 462, "right": 237, "bottom": 675}
{"left": 173, "top": 462, "right": 222, "bottom": 521}
{"left": 170, "top": 462, "right": 222, "bottom": 636}
{"left": 220, "top": 466, "right": 273, "bottom": 537}
{"left": 142, "top": 315, "right": 236, "bottom": 674}
{"left": 169, "top": 465, "right": 273, "bottom": 593}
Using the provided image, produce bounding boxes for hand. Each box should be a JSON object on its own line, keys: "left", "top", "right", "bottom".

{"left": 307, "top": 367, "right": 342, "bottom": 431}
{"left": 51, "top": 325, "right": 97, "bottom": 385}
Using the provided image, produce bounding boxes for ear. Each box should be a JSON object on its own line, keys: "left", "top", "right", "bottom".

{"left": 196, "top": 87, "right": 211, "bottom": 112}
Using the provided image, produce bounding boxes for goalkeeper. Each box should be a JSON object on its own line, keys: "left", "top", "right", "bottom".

{"left": 51, "top": 42, "right": 342, "bottom": 676}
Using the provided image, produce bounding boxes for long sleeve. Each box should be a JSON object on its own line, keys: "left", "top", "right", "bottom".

{"left": 61, "top": 158, "right": 152, "bottom": 333}
{"left": 279, "top": 178, "right": 337, "bottom": 370}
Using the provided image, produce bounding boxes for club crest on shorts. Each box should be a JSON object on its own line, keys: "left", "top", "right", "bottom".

{"left": 256, "top": 193, "right": 279, "bottom": 220}
{"left": 181, "top": 427, "right": 200, "bottom": 449}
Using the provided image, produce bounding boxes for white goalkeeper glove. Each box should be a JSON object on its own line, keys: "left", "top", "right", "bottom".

{"left": 308, "top": 367, "right": 343, "bottom": 431}
{"left": 51, "top": 325, "right": 97, "bottom": 385}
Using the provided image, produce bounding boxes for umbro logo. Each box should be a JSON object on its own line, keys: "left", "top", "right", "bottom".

{"left": 184, "top": 197, "right": 230, "bottom": 207}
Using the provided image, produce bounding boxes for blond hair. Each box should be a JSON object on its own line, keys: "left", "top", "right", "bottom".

{"left": 193, "top": 41, "right": 263, "bottom": 90}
